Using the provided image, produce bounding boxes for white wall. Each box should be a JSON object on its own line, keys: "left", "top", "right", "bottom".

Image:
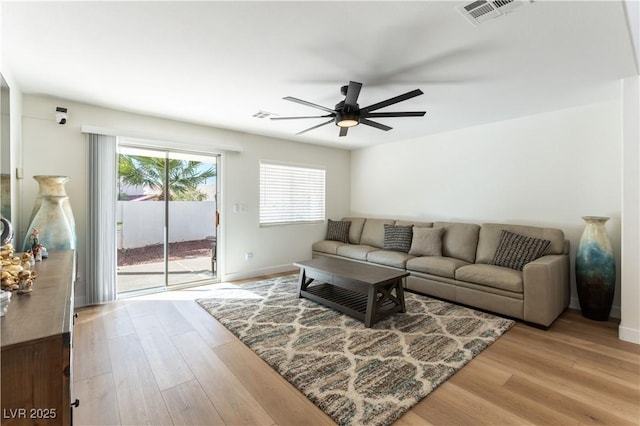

{"left": 620, "top": 0, "right": 640, "bottom": 345}
{"left": 21, "top": 94, "right": 351, "bottom": 305}
{"left": 222, "top": 131, "right": 351, "bottom": 280}
{"left": 351, "top": 98, "right": 624, "bottom": 319}
{"left": 621, "top": 76, "right": 640, "bottom": 344}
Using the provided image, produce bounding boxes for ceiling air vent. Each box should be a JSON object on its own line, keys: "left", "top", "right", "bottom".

{"left": 457, "top": 0, "right": 530, "bottom": 26}
{"left": 252, "top": 110, "right": 276, "bottom": 119}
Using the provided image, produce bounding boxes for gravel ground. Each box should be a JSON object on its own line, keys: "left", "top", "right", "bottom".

{"left": 117, "top": 239, "right": 214, "bottom": 266}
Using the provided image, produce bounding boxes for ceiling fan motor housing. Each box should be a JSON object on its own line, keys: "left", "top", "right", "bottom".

{"left": 335, "top": 98, "right": 360, "bottom": 127}
{"left": 273, "top": 80, "right": 425, "bottom": 136}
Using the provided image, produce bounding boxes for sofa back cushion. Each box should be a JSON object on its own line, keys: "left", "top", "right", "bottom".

{"left": 341, "top": 217, "right": 366, "bottom": 244}
{"left": 433, "top": 222, "right": 481, "bottom": 263}
{"left": 395, "top": 220, "right": 433, "bottom": 228}
{"left": 360, "top": 218, "right": 396, "bottom": 248}
{"left": 476, "top": 223, "right": 566, "bottom": 264}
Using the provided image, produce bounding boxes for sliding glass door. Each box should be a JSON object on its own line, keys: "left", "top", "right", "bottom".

{"left": 116, "top": 146, "right": 218, "bottom": 294}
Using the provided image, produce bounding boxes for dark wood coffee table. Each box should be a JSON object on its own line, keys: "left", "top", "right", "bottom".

{"left": 293, "top": 256, "right": 409, "bottom": 327}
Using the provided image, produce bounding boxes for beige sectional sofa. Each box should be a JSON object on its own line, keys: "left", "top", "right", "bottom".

{"left": 312, "top": 217, "right": 570, "bottom": 328}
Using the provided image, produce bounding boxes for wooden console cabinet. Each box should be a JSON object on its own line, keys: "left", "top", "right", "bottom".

{"left": 1, "top": 250, "right": 77, "bottom": 425}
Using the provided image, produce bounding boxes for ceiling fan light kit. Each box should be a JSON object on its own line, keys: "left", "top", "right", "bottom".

{"left": 336, "top": 112, "right": 359, "bottom": 128}
{"left": 272, "top": 81, "right": 426, "bottom": 137}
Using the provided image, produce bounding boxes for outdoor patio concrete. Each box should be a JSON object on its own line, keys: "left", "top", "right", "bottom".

{"left": 117, "top": 255, "right": 215, "bottom": 293}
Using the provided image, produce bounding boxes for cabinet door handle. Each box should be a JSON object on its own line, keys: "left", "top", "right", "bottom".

{"left": 71, "top": 399, "right": 80, "bottom": 408}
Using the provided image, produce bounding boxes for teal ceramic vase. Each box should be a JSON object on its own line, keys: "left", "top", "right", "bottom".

{"left": 575, "top": 216, "right": 615, "bottom": 321}
{"left": 23, "top": 176, "right": 77, "bottom": 252}
{"left": 24, "top": 195, "right": 76, "bottom": 251}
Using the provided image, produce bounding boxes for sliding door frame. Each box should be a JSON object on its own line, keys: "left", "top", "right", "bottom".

{"left": 117, "top": 138, "right": 223, "bottom": 294}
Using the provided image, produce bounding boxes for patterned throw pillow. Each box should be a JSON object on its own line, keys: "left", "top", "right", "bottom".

{"left": 491, "top": 230, "right": 551, "bottom": 271}
{"left": 409, "top": 227, "right": 444, "bottom": 256}
{"left": 383, "top": 224, "right": 413, "bottom": 253}
{"left": 325, "top": 219, "right": 351, "bottom": 243}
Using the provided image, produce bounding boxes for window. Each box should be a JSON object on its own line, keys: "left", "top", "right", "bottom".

{"left": 260, "top": 161, "right": 325, "bottom": 226}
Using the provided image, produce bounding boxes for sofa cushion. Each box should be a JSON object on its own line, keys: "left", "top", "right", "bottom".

{"left": 312, "top": 240, "right": 346, "bottom": 255}
{"left": 336, "top": 244, "right": 377, "bottom": 261}
{"left": 360, "top": 219, "right": 395, "bottom": 248}
{"left": 342, "top": 217, "right": 366, "bottom": 244}
{"left": 395, "top": 220, "right": 433, "bottom": 228}
{"left": 491, "top": 230, "right": 551, "bottom": 271}
{"left": 367, "top": 250, "right": 414, "bottom": 269}
{"left": 382, "top": 224, "right": 413, "bottom": 253}
{"left": 434, "top": 222, "right": 481, "bottom": 263}
{"left": 409, "top": 227, "right": 444, "bottom": 256}
{"left": 455, "top": 264, "right": 523, "bottom": 293}
{"left": 325, "top": 219, "right": 351, "bottom": 243}
{"left": 406, "top": 256, "right": 470, "bottom": 279}
{"left": 476, "top": 223, "right": 565, "bottom": 264}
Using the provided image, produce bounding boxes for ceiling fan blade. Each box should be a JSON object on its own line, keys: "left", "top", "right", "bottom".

{"left": 360, "top": 118, "right": 392, "bottom": 132}
{"left": 361, "top": 89, "right": 424, "bottom": 113}
{"left": 283, "top": 96, "right": 335, "bottom": 114}
{"left": 296, "top": 119, "right": 335, "bottom": 135}
{"left": 364, "top": 111, "right": 426, "bottom": 118}
{"left": 271, "top": 114, "right": 334, "bottom": 120}
{"left": 339, "top": 127, "right": 348, "bottom": 137}
{"left": 344, "top": 81, "right": 362, "bottom": 109}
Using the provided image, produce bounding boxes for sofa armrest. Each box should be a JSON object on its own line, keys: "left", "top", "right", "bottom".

{"left": 522, "top": 254, "right": 570, "bottom": 327}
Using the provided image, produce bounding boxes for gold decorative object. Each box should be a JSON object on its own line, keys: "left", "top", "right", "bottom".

{"left": 0, "top": 243, "right": 38, "bottom": 293}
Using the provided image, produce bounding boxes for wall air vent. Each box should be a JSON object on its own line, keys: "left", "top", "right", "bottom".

{"left": 457, "top": 0, "right": 530, "bottom": 26}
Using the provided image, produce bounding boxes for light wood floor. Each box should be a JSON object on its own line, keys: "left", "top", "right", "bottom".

{"left": 73, "top": 273, "right": 640, "bottom": 425}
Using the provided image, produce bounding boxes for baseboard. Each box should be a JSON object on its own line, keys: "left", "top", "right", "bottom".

{"left": 569, "top": 297, "right": 621, "bottom": 319}
{"left": 222, "top": 264, "right": 297, "bottom": 282}
{"left": 569, "top": 297, "right": 638, "bottom": 343}
{"left": 618, "top": 325, "right": 640, "bottom": 344}
{"left": 569, "top": 297, "right": 580, "bottom": 311}
{"left": 610, "top": 304, "right": 621, "bottom": 319}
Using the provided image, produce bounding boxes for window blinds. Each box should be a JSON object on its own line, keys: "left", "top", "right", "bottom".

{"left": 259, "top": 161, "right": 325, "bottom": 226}
{"left": 85, "top": 133, "right": 117, "bottom": 304}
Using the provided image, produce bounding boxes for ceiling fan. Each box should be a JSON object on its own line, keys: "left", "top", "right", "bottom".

{"left": 271, "top": 81, "right": 426, "bottom": 137}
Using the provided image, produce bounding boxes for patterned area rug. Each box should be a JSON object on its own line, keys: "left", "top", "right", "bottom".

{"left": 197, "top": 275, "right": 514, "bottom": 426}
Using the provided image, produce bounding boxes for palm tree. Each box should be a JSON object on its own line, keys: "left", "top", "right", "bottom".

{"left": 118, "top": 155, "right": 216, "bottom": 201}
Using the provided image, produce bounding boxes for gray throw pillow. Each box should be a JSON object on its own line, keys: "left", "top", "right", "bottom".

{"left": 383, "top": 224, "right": 413, "bottom": 253}
{"left": 326, "top": 219, "right": 350, "bottom": 243}
{"left": 409, "top": 227, "right": 444, "bottom": 256}
{"left": 491, "top": 230, "right": 551, "bottom": 271}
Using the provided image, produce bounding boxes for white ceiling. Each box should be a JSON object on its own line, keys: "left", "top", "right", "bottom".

{"left": 2, "top": 1, "right": 638, "bottom": 150}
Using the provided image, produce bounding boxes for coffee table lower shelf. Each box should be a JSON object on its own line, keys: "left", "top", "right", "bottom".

{"left": 301, "top": 283, "right": 398, "bottom": 324}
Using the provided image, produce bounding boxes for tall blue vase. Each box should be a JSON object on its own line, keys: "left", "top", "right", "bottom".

{"left": 575, "top": 216, "right": 615, "bottom": 321}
